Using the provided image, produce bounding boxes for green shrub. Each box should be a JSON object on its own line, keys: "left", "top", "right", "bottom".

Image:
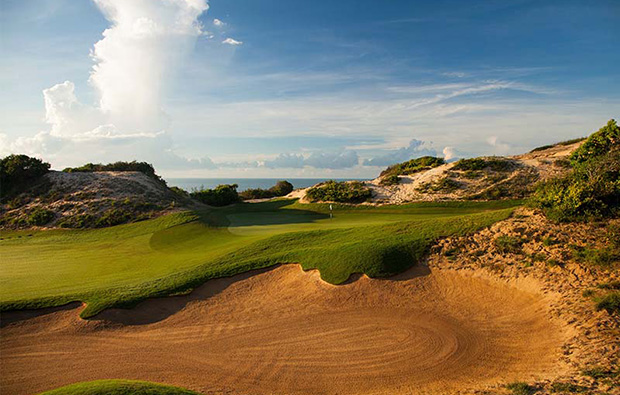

{"left": 550, "top": 382, "right": 588, "bottom": 393}
{"left": 453, "top": 157, "right": 516, "bottom": 172}
{"left": 597, "top": 281, "right": 620, "bottom": 290}
{"left": 494, "top": 235, "right": 523, "bottom": 254}
{"left": 190, "top": 184, "right": 240, "bottom": 207}
{"left": 95, "top": 209, "right": 132, "bottom": 227}
{"left": 570, "top": 119, "right": 619, "bottom": 164}
{"left": 571, "top": 245, "right": 618, "bottom": 268}
{"left": 547, "top": 258, "right": 562, "bottom": 267}
{"left": 582, "top": 366, "right": 615, "bottom": 379}
{"left": 379, "top": 174, "right": 400, "bottom": 186}
{"left": 380, "top": 156, "right": 445, "bottom": 178}
{"left": 57, "top": 214, "right": 96, "bottom": 228}
{"left": 27, "top": 207, "right": 55, "bottom": 226}
{"left": 63, "top": 161, "right": 166, "bottom": 185}
{"left": 270, "top": 180, "right": 294, "bottom": 196}
{"left": 596, "top": 292, "right": 620, "bottom": 314}
{"left": 530, "top": 148, "right": 620, "bottom": 222}
{"left": 0, "top": 154, "right": 50, "bottom": 200}
{"left": 530, "top": 144, "right": 555, "bottom": 153}
{"left": 239, "top": 180, "right": 294, "bottom": 200}
{"left": 607, "top": 224, "right": 620, "bottom": 248}
{"left": 417, "top": 177, "right": 461, "bottom": 193}
{"left": 582, "top": 289, "right": 595, "bottom": 297}
{"left": 306, "top": 180, "right": 372, "bottom": 203}
{"left": 169, "top": 186, "right": 188, "bottom": 197}
{"left": 239, "top": 188, "right": 274, "bottom": 200}
{"left": 542, "top": 236, "right": 557, "bottom": 246}
{"left": 506, "top": 382, "right": 537, "bottom": 395}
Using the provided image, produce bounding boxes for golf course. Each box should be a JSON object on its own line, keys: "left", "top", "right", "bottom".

{"left": 0, "top": 199, "right": 518, "bottom": 317}
{"left": 1, "top": 198, "right": 572, "bottom": 395}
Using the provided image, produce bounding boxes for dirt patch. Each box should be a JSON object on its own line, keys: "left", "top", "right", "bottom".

{"left": 1, "top": 264, "right": 567, "bottom": 395}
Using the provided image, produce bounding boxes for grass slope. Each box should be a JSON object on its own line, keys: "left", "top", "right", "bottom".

{"left": 0, "top": 199, "right": 519, "bottom": 317}
{"left": 38, "top": 380, "right": 200, "bottom": 395}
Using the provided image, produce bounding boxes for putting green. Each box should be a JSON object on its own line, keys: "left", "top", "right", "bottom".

{"left": 0, "top": 199, "right": 519, "bottom": 317}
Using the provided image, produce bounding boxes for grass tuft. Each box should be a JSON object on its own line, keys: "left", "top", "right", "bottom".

{"left": 37, "top": 379, "right": 200, "bottom": 395}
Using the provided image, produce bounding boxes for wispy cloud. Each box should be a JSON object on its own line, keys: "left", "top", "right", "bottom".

{"left": 222, "top": 37, "right": 243, "bottom": 46}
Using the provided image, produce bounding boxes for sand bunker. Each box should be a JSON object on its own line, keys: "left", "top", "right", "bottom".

{"left": 1, "top": 265, "right": 566, "bottom": 395}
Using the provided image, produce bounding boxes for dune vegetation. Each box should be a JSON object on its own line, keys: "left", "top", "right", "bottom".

{"left": 0, "top": 199, "right": 518, "bottom": 318}
{"left": 37, "top": 380, "right": 200, "bottom": 395}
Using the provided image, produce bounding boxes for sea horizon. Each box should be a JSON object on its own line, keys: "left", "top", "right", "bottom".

{"left": 166, "top": 177, "right": 370, "bottom": 192}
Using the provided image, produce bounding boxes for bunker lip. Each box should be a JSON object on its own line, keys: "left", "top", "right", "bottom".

{"left": 1, "top": 264, "right": 568, "bottom": 395}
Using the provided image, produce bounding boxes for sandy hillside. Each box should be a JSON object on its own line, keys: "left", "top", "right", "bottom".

{"left": 369, "top": 141, "right": 582, "bottom": 204}
{"left": 0, "top": 171, "right": 196, "bottom": 228}
{"left": 1, "top": 264, "right": 567, "bottom": 395}
{"left": 287, "top": 141, "right": 582, "bottom": 205}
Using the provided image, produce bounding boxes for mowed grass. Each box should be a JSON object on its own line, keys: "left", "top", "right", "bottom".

{"left": 0, "top": 199, "right": 520, "bottom": 317}
{"left": 37, "top": 380, "right": 200, "bottom": 395}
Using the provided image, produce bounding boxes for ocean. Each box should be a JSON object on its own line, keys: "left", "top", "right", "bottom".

{"left": 165, "top": 178, "right": 369, "bottom": 192}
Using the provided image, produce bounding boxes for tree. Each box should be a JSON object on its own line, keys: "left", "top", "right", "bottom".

{"left": 0, "top": 154, "right": 51, "bottom": 199}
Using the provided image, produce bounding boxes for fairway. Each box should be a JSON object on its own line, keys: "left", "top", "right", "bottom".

{"left": 0, "top": 199, "right": 519, "bottom": 317}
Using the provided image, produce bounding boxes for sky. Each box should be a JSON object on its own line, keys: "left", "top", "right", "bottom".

{"left": 0, "top": 0, "right": 618, "bottom": 178}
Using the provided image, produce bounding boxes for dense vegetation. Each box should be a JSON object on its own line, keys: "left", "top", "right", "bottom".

{"left": 63, "top": 161, "right": 166, "bottom": 185}
{"left": 380, "top": 156, "right": 445, "bottom": 178}
{"left": 379, "top": 174, "right": 400, "bottom": 186}
{"left": 0, "top": 154, "right": 50, "bottom": 200}
{"left": 239, "top": 180, "right": 294, "bottom": 200}
{"left": 452, "top": 157, "right": 515, "bottom": 172}
{"left": 306, "top": 180, "right": 372, "bottom": 203}
{"left": 38, "top": 380, "right": 201, "bottom": 395}
{"left": 189, "top": 184, "right": 241, "bottom": 206}
{"left": 0, "top": 199, "right": 519, "bottom": 317}
{"left": 530, "top": 119, "right": 619, "bottom": 222}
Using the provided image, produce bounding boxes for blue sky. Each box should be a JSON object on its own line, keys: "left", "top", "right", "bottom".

{"left": 1, "top": 0, "right": 618, "bottom": 178}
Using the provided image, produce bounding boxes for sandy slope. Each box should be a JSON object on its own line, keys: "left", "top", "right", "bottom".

{"left": 0, "top": 265, "right": 567, "bottom": 395}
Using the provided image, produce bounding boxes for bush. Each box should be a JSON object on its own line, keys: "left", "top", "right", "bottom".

{"left": 596, "top": 292, "right": 620, "bottom": 315}
{"left": 0, "top": 154, "right": 51, "bottom": 200}
{"left": 380, "top": 156, "right": 445, "bottom": 178}
{"left": 306, "top": 181, "right": 372, "bottom": 203}
{"left": 95, "top": 208, "right": 132, "bottom": 227}
{"left": 63, "top": 161, "right": 166, "bottom": 185}
{"left": 239, "top": 180, "right": 294, "bottom": 200}
{"left": 190, "top": 184, "right": 240, "bottom": 206}
{"left": 452, "top": 157, "right": 516, "bottom": 172}
{"left": 27, "top": 207, "right": 55, "bottom": 226}
{"left": 416, "top": 177, "right": 461, "bottom": 193}
{"left": 530, "top": 148, "right": 620, "bottom": 221}
{"left": 379, "top": 174, "right": 400, "bottom": 186}
{"left": 570, "top": 119, "right": 619, "bottom": 164}
{"left": 550, "top": 382, "right": 588, "bottom": 393}
{"left": 169, "top": 186, "right": 189, "bottom": 197}
{"left": 506, "top": 382, "right": 536, "bottom": 395}
{"left": 494, "top": 235, "right": 523, "bottom": 254}
{"left": 270, "top": 180, "right": 294, "bottom": 196}
{"left": 571, "top": 245, "right": 618, "bottom": 268}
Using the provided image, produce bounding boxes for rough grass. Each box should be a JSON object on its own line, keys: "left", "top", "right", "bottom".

{"left": 37, "top": 380, "right": 200, "bottom": 395}
{"left": 0, "top": 199, "right": 519, "bottom": 318}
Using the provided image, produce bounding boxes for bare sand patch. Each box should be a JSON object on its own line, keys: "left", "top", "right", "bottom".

{"left": 0, "top": 265, "right": 567, "bottom": 395}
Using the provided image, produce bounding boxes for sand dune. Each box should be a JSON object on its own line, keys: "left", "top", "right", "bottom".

{"left": 1, "top": 265, "right": 566, "bottom": 394}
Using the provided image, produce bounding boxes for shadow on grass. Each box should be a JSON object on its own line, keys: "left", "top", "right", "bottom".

{"left": 215, "top": 199, "right": 329, "bottom": 228}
